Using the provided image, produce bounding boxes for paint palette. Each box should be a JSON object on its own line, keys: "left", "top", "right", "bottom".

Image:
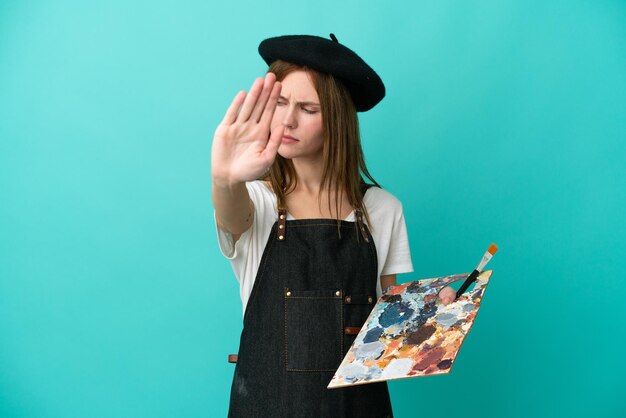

{"left": 328, "top": 270, "right": 492, "bottom": 388}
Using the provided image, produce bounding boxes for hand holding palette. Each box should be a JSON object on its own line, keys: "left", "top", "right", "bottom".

{"left": 327, "top": 270, "right": 493, "bottom": 388}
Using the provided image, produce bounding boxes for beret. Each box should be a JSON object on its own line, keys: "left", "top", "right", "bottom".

{"left": 258, "top": 33, "right": 385, "bottom": 112}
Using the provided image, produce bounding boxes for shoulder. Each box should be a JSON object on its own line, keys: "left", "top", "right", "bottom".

{"left": 245, "top": 180, "right": 275, "bottom": 200}
{"left": 246, "top": 179, "right": 269, "bottom": 191}
{"left": 364, "top": 185, "right": 404, "bottom": 213}
{"left": 245, "top": 180, "right": 278, "bottom": 221}
{"left": 259, "top": 179, "right": 271, "bottom": 189}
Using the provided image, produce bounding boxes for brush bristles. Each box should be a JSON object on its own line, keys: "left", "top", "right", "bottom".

{"left": 488, "top": 243, "right": 498, "bottom": 255}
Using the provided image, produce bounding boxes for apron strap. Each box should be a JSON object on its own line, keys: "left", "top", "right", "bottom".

{"left": 276, "top": 183, "right": 371, "bottom": 243}
{"left": 355, "top": 208, "right": 370, "bottom": 243}
{"left": 277, "top": 208, "right": 287, "bottom": 241}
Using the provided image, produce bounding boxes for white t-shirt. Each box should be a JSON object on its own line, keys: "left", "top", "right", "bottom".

{"left": 214, "top": 181, "right": 414, "bottom": 315}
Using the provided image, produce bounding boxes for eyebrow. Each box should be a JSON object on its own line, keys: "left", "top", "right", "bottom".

{"left": 278, "top": 96, "right": 320, "bottom": 106}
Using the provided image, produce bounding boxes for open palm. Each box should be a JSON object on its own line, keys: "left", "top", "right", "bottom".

{"left": 211, "top": 73, "right": 284, "bottom": 186}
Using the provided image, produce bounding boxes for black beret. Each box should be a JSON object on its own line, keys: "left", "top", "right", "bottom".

{"left": 258, "top": 33, "right": 385, "bottom": 112}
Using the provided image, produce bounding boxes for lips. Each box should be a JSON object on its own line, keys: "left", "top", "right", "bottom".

{"left": 282, "top": 135, "right": 299, "bottom": 143}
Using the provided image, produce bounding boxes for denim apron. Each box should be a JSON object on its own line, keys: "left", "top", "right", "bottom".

{"left": 228, "top": 184, "right": 393, "bottom": 418}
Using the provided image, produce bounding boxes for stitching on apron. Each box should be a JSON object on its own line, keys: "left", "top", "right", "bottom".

{"left": 286, "top": 223, "right": 358, "bottom": 227}
{"left": 243, "top": 222, "right": 277, "bottom": 325}
{"left": 340, "top": 287, "right": 344, "bottom": 363}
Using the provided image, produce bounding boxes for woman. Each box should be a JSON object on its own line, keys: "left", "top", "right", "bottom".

{"left": 212, "top": 34, "right": 456, "bottom": 418}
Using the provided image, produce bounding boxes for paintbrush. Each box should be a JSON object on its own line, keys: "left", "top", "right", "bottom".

{"left": 455, "top": 244, "right": 498, "bottom": 299}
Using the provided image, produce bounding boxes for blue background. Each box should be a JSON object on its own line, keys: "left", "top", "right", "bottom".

{"left": 1, "top": 1, "right": 624, "bottom": 417}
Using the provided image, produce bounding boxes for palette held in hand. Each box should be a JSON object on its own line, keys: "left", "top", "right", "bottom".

{"left": 328, "top": 245, "right": 497, "bottom": 389}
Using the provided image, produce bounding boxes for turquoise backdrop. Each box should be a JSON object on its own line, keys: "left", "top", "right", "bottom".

{"left": 1, "top": 1, "right": 624, "bottom": 417}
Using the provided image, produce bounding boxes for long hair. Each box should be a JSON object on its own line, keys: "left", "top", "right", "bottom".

{"left": 261, "top": 60, "right": 382, "bottom": 236}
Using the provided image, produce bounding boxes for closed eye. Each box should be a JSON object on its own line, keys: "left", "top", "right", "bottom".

{"left": 301, "top": 106, "right": 319, "bottom": 114}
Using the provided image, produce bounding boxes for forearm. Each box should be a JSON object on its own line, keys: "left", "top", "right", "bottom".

{"left": 380, "top": 274, "right": 397, "bottom": 293}
{"left": 212, "top": 178, "right": 254, "bottom": 236}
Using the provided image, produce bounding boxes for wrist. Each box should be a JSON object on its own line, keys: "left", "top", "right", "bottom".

{"left": 212, "top": 175, "right": 245, "bottom": 191}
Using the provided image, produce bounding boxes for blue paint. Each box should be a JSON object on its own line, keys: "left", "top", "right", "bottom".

{"left": 463, "top": 303, "right": 476, "bottom": 312}
{"left": 379, "top": 301, "right": 415, "bottom": 327}
{"left": 363, "top": 326, "right": 384, "bottom": 343}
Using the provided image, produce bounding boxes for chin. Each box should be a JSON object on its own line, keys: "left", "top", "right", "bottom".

{"left": 277, "top": 149, "right": 294, "bottom": 160}
{"left": 277, "top": 144, "right": 300, "bottom": 159}
{"left": 278, "top": 144, "right": 323, "bottom": 161}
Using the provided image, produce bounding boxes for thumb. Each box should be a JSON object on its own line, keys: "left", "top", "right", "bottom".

{"left": 263, "top": 124, "right": 285, "bottom": 160}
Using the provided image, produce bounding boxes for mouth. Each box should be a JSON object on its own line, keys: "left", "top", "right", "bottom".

{"left": 282, "top": 135, "right": 299, "bottom": 143}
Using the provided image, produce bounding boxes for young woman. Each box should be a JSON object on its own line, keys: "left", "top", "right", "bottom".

{"left": 212, "top": 34, "right": 456, "bottom": 418}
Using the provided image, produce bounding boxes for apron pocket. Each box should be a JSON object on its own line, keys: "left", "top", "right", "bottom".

{"left": 284, "top": 288, "right": 343, "bottom": 371}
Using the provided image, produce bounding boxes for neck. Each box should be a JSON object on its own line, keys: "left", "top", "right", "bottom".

{"left": 290, "top": 155, "right": 326, "bottom": 195}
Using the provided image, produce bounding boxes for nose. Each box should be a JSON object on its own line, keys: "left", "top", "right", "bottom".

{"left": 282, "top": 105, "right": 297, "bottom": 129}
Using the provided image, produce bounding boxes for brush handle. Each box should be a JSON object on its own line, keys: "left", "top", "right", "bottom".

{"left": 455, "top": 270, "right": 479, "bottom": 299}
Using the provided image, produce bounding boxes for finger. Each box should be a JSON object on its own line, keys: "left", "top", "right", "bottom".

{"left": 259, "top": 80, "right": 282, "bottom": 128}
{"left": 250, "top": 73, "right": 277, "bottom": 123}
{"left": 237, "top": 78, "right": 264, "bottom": 122}
{"left": 262, "top": 123, "right": 284, "bottom": 162}
{"left": 221, "top": 90, "right": 246, "bottom": 125}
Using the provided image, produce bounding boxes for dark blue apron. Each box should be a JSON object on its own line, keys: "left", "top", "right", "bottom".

{"left": 228, "top": 184, "right": 393, "bottom": 417}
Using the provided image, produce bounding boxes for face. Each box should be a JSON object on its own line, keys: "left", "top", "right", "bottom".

{"left": 271, "top": 70, "right": 324, "bottom": 160}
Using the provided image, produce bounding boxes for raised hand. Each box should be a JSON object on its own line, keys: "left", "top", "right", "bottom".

{"left": 211, "top": 72, "right": 284, "bottom": 187}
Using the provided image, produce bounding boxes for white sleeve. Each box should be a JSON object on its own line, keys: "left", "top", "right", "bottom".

{"left": 214, "top": 182, "right": 257, "bottom": 262}
{"left": 380, "top": 201, "right": 414, "bottom": 276}
{"left": 213, "top": 181, "right": 276, "bottom": 304}
{"left": 214, "top": 209, "right": 252, "bottom": 261}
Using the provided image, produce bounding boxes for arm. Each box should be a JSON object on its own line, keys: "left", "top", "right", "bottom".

{"left": 212, "top": 180, "right": 254, "bottom": 244}
{"left": 380, "top": 274, "right": 396, "bottom": 293}
{"left": 211, "top": 73, "right": 283, "bottom": 242}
